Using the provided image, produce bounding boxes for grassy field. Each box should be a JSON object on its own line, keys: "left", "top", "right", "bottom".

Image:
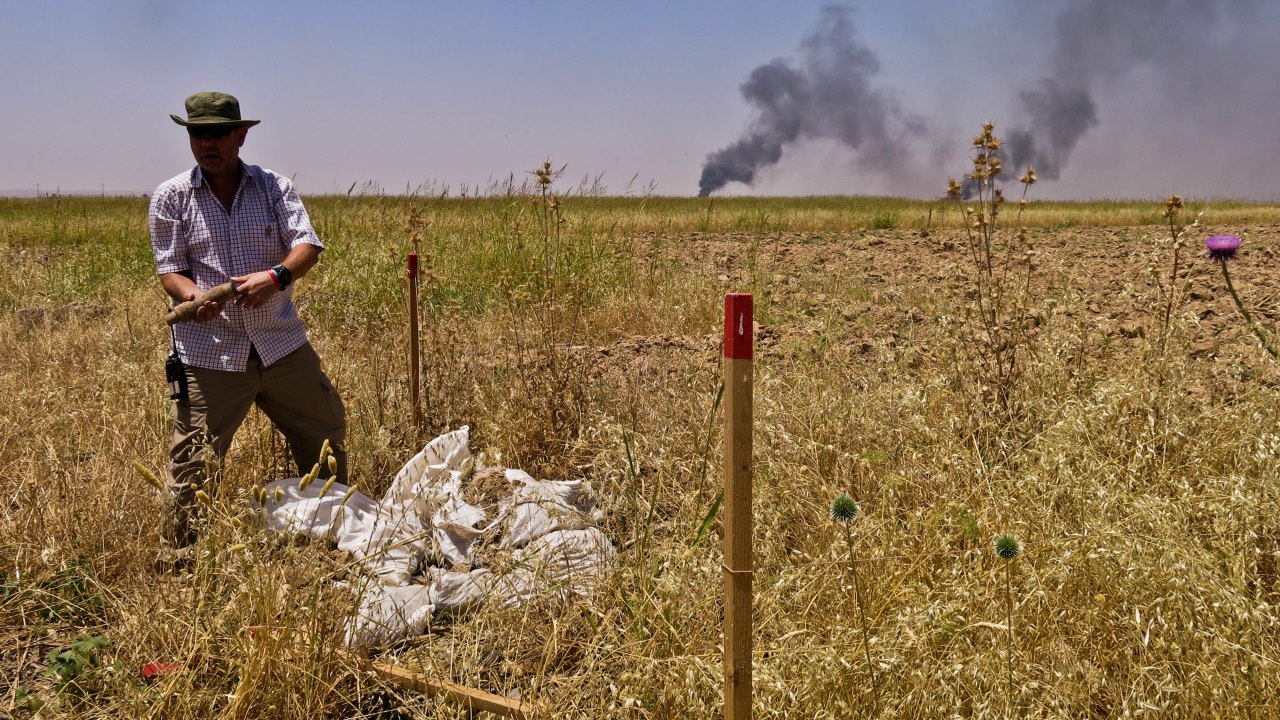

{"left": 4, "top": 189, "right": 1280, "bottom": 718}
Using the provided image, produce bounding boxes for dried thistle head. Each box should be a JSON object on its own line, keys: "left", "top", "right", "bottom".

{"left": 946, "top": 178, "right": 963, "bottom": 198}
{"left": 403, "top": 205, "right": 427, "bottom": 247}
{"left": 1020, "top": 167, "right": 1037, "bottom": 186}
{"left": 534, "top": 160, "right": 555, "bottom": 187}
{"left": 973, "top": 122, "right": 996, "bottom": 147}
{"left": 1163, "top": 194, "right": 1184, "bottom": 218}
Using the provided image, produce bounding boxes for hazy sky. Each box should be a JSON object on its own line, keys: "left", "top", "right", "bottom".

{"left": 4, "top": 1, "right": 1279, "bottom": 200}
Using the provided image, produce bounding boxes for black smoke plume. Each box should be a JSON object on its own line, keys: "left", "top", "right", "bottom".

{"left": 697, "top": 5, "right": 924, "bottom": 196}
{"left": 1006, "top": 81, "right": 1097, "bottom": 181}
{"left": 1006, "top": 0, "right": 1262, "bottom": 181}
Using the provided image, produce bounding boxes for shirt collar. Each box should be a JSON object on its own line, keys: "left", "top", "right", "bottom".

{"left": 191, "top": 162, "right": 255, "bottom": 189}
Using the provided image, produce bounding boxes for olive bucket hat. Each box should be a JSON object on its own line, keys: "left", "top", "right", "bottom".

{"left": 170, "top": 92, "right": 260, "bottom": 128}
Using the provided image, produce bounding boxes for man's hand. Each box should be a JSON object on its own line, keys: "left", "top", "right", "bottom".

{"left": 230, "top": 270, "right": 280, "bottom": 309}
{"left": 192, "top": 296, "right": 226, "bottom": 322}
{"left": 163, "top": 273, "right": 229, "bottom": 323}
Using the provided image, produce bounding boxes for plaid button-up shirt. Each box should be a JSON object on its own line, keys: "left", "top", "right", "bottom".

{"left": 149, "top": 163, "right": 324, "bottom": 371}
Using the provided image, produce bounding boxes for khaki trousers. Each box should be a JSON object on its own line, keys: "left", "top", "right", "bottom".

{"left": 166, "top": 342, "right": 346, "bottom": 547}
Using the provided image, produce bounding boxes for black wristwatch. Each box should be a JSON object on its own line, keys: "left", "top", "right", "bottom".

{"left": 271, "top": 264, "right": 293, "bottom": 291}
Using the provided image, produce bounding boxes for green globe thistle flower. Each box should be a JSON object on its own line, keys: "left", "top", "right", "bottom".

{"left": 994, "top": 534, "right": 1022, "bottom": 560}
{"left": 830, "top": 493, "right": 860, "bottom": 524}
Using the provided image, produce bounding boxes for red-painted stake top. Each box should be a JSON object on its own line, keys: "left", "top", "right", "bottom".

{"left": 724, "top": 293, "right": 753, "bottom": 360}
{"left": 407, "top": 251, "right": 419, "bottom": 279}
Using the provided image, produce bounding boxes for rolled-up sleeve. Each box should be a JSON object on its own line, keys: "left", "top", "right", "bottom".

{"left": 149, "top": 184, "right": 188, "bottom": 274}
{"left": 271, "top": 176, "right": 324, "bottom": 251}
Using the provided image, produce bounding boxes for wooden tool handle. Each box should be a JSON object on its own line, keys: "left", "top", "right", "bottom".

{"left": 164, "top": 282, "right": 238, "bottom": 326}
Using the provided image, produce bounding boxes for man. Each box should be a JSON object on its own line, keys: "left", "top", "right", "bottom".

{"left": 149, "top": 91, "right": 346, "bottom": 550}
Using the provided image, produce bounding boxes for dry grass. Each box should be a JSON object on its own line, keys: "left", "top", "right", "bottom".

{"left": 3, "top": 189, "right": 1280, "bottom": 718}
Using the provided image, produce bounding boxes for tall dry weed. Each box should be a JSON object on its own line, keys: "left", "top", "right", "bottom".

{"left": 944, "top": 123, "right": 1040, "bottom": 451}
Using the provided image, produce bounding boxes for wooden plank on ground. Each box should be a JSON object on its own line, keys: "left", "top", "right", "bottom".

{"left": 351, "top": 653, "right": 540, "bottom": 719}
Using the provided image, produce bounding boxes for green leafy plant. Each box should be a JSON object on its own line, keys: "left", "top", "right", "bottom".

{"left": 46, "top": 633, "right": 109, "bottom": 693}
{"left": 870, "top": 211, "right": 898, "bottom": 230}
{"left": 12, "top": 684, "right": 46, "bottom": 714}
{"left": 7, "top": 560, "right": 105, "bottom": 625}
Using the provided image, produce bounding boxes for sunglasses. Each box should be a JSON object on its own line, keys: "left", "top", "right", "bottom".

{"left": 187, "top": 126, "right": 237, "bottom": 140}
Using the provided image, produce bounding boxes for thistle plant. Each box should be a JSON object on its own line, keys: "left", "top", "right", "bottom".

{"left": 946, "top": 123, "right": 1038, "bottom": 419}
{"left": 1156, "top": 195, "right": 1189, "bottom": 349}
{"left": 492, "top": 159, "right": 592, "bottom": 477}
{"left": 994, "top": 533, "right": 1022, "bottom": 714}
{"left": 1205, "top": 234, "right": 1279, "bottom": 360}
{"left": 831, "top": 493, "right": 876, "bottom": 700}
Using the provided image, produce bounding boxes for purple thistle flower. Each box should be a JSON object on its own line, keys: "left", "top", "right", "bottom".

{"left": 1205, "top": 234, "right": 1241, "bottom": 262}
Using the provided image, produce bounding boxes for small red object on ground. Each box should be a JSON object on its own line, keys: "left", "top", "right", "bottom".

{"left": 141, "top": 661, "right": 180, "bottom": 680}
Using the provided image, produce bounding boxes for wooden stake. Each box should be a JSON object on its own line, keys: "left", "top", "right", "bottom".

{"left": 723, "top": 292, "right": 753, "bottom": 720}
{"left": 341, "top": 651, "right": 540, "bottom": 718}
{"left": 407, "top": 251, "right": 422, "bottom": 432}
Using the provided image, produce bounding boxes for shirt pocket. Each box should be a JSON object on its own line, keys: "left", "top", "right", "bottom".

{"left": 240, "top": 189, "right": 286, "bottom": 266}
{"left": 184, "top": 201, "right": 216, "bottom": 256}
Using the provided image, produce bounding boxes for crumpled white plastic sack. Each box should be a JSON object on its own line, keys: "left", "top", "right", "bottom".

{"left": 259, "top": 426, "right": 614, "bottom": 647}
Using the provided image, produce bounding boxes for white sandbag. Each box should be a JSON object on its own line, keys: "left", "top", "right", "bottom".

{"left": 501, "top": 470, "right": 604, "bottom": 549}
{"left": 261, "top": 477, "right": 378, "bottom": 542}
{"left": 343, "top": 581, "right": 436, "bottom": 648}
{"left": 261, "top": 478, "right": 428, "bottom": 585}
{"left": 426, "top": 567, "right": 494, "bottom": 614}
{"left": 513, "top": 528, "right": 616, "bottom": 597}
{"left": 431, "top": 494, "right": 495, "bottom": 568}
{"left": 260, "top": 426, "right": 614, "bottom": 648}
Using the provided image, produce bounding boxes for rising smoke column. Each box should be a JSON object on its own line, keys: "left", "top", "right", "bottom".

{"left": 698, "top": 4, "right": 924, "bottom": 196}
{"left": 1006, "top": 0, "right": 1258, "bottom": 181}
